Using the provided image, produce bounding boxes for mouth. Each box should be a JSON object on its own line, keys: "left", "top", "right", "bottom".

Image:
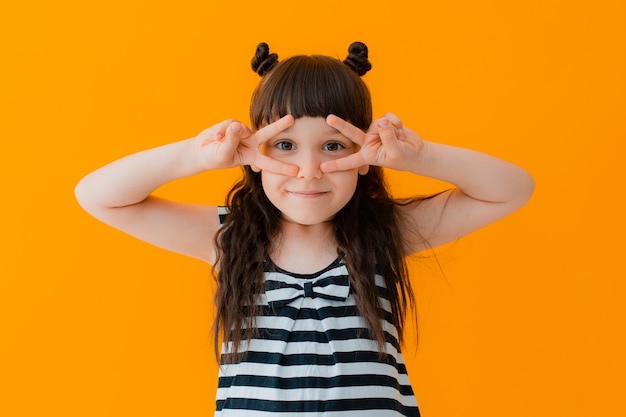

{"left": 287, "top": 191, "right": 329, "bottom": 198}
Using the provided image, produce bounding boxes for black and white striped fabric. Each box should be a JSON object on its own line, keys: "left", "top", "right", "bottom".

{"left": 215, "top": 208, "right": 420, "bottom": 416}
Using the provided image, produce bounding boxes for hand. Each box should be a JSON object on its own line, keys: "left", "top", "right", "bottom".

{"left": 320, "top": 113, "right": 424, "bottom": 173}
{"left": 193, "top": 115, "right": 298, "bottom": 176}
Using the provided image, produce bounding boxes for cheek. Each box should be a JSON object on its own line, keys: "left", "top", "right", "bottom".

{"left": 260, "top": 172, "right": 283, "bottom": 203}
{"left": 334, "top": 171, "right": 360, "bottom": 197}
{"left": 260, "top": 172, "right": 274, "bottom": 195}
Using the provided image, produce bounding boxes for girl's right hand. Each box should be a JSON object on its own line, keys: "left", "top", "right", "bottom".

{"left": 193, "top": 115, "right": 299, "bottom": 176}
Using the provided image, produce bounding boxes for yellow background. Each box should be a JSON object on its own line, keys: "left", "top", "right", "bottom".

{"left": 2, "top": 0, "right": 624, "bottom": 416}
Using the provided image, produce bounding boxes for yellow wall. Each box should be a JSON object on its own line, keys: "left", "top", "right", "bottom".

{"left": 2, "top": 1, "right": 624, "bottom": 416}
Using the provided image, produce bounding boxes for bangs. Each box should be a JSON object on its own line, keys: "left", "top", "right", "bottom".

{"left": 250, "top": 55, "right": 372, "bottom": 131}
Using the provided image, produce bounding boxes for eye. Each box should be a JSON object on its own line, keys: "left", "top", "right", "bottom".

{"left": 323, "top": 142, "right": 344, "bottom": 152}
{"left": 276, "top": 141, "right": 295, "bottom": 151}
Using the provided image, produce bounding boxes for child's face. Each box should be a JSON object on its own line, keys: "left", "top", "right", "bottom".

{"left": 260, "top": 116, "right": 364, "bottom": 226}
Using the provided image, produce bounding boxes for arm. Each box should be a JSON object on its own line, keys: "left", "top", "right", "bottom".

{"left": 401, "top": 139, "right": 535, "bottom": 252}
{"left": 75, "top": 116, "right": 297, "bottom": 264}
{"left": 322, "top": 114, "right": 535, "bottom": 253}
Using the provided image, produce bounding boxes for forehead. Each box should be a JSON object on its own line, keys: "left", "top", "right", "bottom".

{"left": 280, "top": 117, "right": 342, "bottom": 136}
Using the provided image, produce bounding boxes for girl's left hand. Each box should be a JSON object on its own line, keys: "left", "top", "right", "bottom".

{"left": 320, "top": 113, "right": 424, "bottom": 173}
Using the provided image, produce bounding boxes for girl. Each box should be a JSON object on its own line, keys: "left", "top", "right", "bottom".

{"left": 75, "top": 42, "right": 534, "bottom": 416}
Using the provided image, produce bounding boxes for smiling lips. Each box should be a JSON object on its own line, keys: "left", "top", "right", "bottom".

{"left": 287, "top": 190, "right": 329, "bottom": 198}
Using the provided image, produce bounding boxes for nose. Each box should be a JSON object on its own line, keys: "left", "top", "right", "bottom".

{"left": 296, "top": 152, "right": 323, "bottom": 180}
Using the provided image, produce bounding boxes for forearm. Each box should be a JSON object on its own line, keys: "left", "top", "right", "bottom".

{"left": 411, "top": 141, "right": 535, "bottom": 204}
{"left": 75, "top": 138, "right": 204, "bottom": 210}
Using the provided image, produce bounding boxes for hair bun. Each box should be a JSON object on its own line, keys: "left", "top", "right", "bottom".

{"left": 251, "top": 42, "right": 279, "bottom": 76}
{"left": 343, "top": 41, "right": 372, "bottom": 76}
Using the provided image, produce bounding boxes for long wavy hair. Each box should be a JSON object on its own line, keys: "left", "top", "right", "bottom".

{"left": 213, "top": 43, "right": 420, "bottom": 362}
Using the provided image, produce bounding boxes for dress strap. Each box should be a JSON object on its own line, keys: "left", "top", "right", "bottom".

{"left": 217, "top": 206, "right": 229, "bottom": 226}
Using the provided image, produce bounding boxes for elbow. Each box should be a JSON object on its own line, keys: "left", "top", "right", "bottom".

{"left": 523, "top": 170, "right": 536, "bottom": 200}
{"left": 514, "top": 169, "right": 535, "bottom": 208}
{"left": 74, "top": 178, "right": 90, "bottom": 211}
{"left": 74, "top": 176, "right": 99, "bottom": 214}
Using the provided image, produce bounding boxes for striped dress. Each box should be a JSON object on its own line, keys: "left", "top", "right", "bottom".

{"left": 214, "top": 251, "right": 420, "bottom": 414}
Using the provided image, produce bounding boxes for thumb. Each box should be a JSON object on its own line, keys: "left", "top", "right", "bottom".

{"left": 377, "top": 118, "right": 405, "bottom": 162}
{"left": 226, "top": 121, "right": 243, "bottom": 139}
{"left": 216, "top": 122, "right": 243, "bottom": 161}
{"left": 377, "top": 118, "right": 398, "bottom": 144}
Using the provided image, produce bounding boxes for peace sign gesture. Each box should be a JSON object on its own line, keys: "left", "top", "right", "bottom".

{"left": 320, "top": 113, "right": 424, "bottom": 174}
{"left": 194, "top": 115, "right": 299, "bottom": 176}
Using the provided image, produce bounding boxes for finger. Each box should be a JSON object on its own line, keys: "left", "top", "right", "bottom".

{"left": 382, "top": 112, "right": 403, "bottom": 129}
{"left": 237, "top": 123, "right": 253, "bottom": 139}
{"left": 253, "top": 115, "right": 295, "bottom": 144}
{"left": 218, "top": 121, "right": 244, "bottom": 156}
{"left": 223, "top": 121, "right": 244, "bottom": 143}
{"left": 319, "top": 153, "right": 367, "bottom": 173}
{"left": 326, "top": 114, "right": 367, "bottom": 146}
{"left": 196, "top": 119, "right": 235, "bottom": 143}
{"left": 377, "top": 118, "right": 403, "bottom": 154}
{"left": 254, "top": 154, "right": 299, "bottom": 176}
{"left": 213, "top": 122, "right": 230, "bottom": 141}
{"left": 382, "top": 113, "right": 406, "bottom": 141}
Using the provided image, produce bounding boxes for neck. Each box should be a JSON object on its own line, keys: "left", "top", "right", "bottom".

{"left": 280, "top": 218, "right": 333, "bottom": 237}
{"left": 270, "top": 220, "right": 338, "bottom": 274}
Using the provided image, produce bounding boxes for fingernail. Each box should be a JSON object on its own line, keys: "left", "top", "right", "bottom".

{"left": 379, "top": 119, "right": 389, "bottom": 128}
{"left": 231, "top": 123, "right": 241, "bottom": 133}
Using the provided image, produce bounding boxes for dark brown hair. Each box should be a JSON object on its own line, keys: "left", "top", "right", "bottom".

{"left": 213, "top": 43, "right": 418, "bottom": 362}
